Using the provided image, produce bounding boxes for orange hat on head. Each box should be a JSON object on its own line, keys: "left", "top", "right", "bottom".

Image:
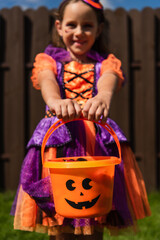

{"left": 59, "top": 0, "right": 103, "bottom": 10}
{"left": 82, "top": 0, "right": 103, "bottom": 9}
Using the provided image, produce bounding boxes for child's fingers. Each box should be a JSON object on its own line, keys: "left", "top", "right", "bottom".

{"left": 86, "top": 99, "right": 105, "bottom": 121}
{"left": 87, "top": 104, "right": 99, "bottom": 121}
{"left": 82, "top": 101, "right": 92, "bottom": 118}
{"left": 61, "top": 104, "right": 68, "bottom": 121}
{"left": 67, "top": 101, "right": 77, "bottom": 120}
{"left": 73, "top": 101, "right": 82, "bottom": 118}
{"left": 58, "top": 100, "right": 82, "bottom": 121}
{"left": 66, "top": 100, "right": 81, "bottom": 120}
{"left": 95, "top": 104, "right": 109, "bottom": 123}
{"left": 83, "top": 100, "right": 109, "bottom": 122}
{"left": 54, "top": 104, "right": 62, "bottom": 119}
{"left": 101, "top": 108, "right": 108, "bottom": 123}
{"left": 95, "top": 104, "right": 105, "bottom": 121}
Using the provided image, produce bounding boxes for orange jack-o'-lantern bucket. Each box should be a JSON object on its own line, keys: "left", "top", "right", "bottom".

{"left": 41, "top": 117, "right": 121, "bottom": 218}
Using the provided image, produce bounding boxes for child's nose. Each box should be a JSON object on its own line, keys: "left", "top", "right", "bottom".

{"left": 75, "top": 26, "right": 83, "bottom": 36}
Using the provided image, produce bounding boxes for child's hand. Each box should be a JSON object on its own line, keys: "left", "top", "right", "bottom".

{"left": 82, "top": 93, "right": 111, "bottom": 123}
{"left": 82, "top": 71, "right": 117, "bottom": 123}
{"left": 49, "top": 99, "right": 82, "bottom": 121}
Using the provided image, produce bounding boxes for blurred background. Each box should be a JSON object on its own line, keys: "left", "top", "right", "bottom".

{"left": 1, "top": 0, "right": 160, "bottom": 192}
{"left": 0, "top": 1, "right": 160, "bottom": 240}
{"left": 0, "top": 0, "right": 160, "bottom": 10}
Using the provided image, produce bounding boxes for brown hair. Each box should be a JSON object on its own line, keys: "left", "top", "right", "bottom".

{"left": 51, "top": 0, "right": 110, "bottom": 54}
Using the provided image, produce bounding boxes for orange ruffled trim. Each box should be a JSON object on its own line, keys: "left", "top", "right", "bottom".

{"left": 100, "top": 54, "right": 124, "bottom": 90}
{"left": 31, "top": 53, "right": 57, "bottom": 90}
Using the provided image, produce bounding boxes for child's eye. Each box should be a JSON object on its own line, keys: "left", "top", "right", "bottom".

{"left": 66, "top": 23, "right": 76, "bottom": 28}
{"left": 83, "top": 24, "right": 93, "bottom": 28}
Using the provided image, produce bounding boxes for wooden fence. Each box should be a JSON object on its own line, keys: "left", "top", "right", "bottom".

{"left": 0, "top": 7, "right": 160, "bottom": 192}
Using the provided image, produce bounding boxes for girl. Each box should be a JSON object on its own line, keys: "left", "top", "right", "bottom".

{"left": 11, "top": 0, "right": 151, "bottom": 239}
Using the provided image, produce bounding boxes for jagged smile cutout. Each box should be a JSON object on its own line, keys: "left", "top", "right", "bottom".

{"left": 65, "top": 194, "right": 100, "bottom": 209}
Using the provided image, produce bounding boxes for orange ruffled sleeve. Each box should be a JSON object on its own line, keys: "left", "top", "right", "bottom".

{"left": 31, "top": 53, "right": 57, "bottom": 90}
{"left": 100, "top": 54, "right": 124, "bottom": 90}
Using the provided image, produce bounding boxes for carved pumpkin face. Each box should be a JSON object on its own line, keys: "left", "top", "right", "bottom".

{"left": 50, "top": 158, "right": 115, "bottom": 218}
{"left": 65, "top": 178, "right": 100, "bottom": 209}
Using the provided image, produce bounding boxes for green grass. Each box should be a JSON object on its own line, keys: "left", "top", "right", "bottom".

{"left": 0, "top": 191, "right": 160, "bottom": 240}
{"left": 0, "top": 191, "right": 49, "bottom": 240}
{"left": 104, "top": 192, "right": 160, "bottom": 240}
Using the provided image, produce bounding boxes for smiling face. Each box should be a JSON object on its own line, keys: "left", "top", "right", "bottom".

{"left": 55, "top": 1, "right": 102, "bottom": 62}
{"left": 50, "top": 165, "right": 115, "bottom": 218}
{"left": 65, "top": 178, "right": 100, "bottom": 209}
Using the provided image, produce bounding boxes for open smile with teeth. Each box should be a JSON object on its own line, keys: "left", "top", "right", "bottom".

{"left": 65, "top": 194, "right": 100, "bottom": 209}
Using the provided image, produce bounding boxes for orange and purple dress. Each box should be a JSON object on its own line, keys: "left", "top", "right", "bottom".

{"left": 11, "top": 46, "right": 151, "bottom": 236}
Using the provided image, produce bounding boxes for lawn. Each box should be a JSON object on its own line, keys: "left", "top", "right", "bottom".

{"left": 0, "top": 191, "right": 160, "bottom": 240}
